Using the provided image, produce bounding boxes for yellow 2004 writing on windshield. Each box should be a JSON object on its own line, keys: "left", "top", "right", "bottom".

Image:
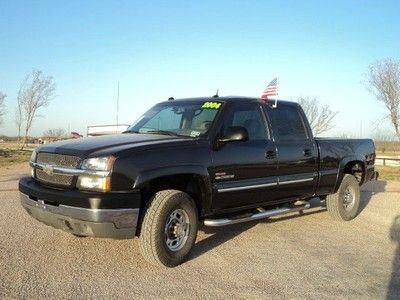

{"left": 202, "top": 101, "right": 222, "bottom": 109}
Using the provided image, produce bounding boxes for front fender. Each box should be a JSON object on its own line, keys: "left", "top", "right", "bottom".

{"left": 133, "top": 165, "right": 213, "bottom": 215}
{"left": 133, "top": 165, "right": 210, "bottom": 188}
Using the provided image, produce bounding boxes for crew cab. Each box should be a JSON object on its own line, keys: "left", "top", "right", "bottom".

{"left": 19, "top": 96, "right": 377, "bottom": 267}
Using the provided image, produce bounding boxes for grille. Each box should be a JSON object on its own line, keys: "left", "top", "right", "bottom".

{"left": 36, "top": 169, "right": 75, "bottom": 186}
{"left": 35, "top": 153, "right": 81, "bottom": 187}
{"left": 37, "top": 153, "right": 81, "bottom": 168}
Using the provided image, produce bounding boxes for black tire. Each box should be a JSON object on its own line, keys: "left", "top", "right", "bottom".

{"left": 139, "top": 190, "right": 198, "bottom": 267}
{"left": 326, "top": 174, "right": 360, "bottom": 221}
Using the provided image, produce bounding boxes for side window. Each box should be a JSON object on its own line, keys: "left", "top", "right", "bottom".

{"left": 222, "top": 104, "right": 268, "bottom": 141}
{"left": 268, "top": 105, "right": 308, "bottom": 142}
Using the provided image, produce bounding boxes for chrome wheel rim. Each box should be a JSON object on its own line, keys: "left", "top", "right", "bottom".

{"left": 164, "top": 209, "right": 190, "bottom": 252}
{"left": 342, "top": 186, "right": 355, "bottom": 211}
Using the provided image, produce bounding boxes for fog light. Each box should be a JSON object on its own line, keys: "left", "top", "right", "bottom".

{"left": 77, "top": 176, "right": 111, "bottom": 192}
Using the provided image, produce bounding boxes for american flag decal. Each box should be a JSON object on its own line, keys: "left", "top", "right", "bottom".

{"left": 261, "top": 77, "right": 279, "bottom": 100}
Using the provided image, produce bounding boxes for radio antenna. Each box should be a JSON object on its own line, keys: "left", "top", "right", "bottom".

{"left": 213, "top": 89, "right": 219, "bottom": 98}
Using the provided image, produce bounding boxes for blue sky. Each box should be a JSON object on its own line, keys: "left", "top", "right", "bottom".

{"left": 0, "top": 0, "right": 399, "bottom": 137}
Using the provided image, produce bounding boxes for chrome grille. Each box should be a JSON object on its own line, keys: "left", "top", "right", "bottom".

{"left": 35, "top": 153, "right": 81, "bottom": 187}
{"left": 37, "top": 153, "right": 81, "bottom": 168}
{"left": 36, "top": 169, "right": 75, "bottom": 186}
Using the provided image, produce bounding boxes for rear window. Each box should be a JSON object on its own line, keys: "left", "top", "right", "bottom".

{"left": 268, "top": 105, "right": 308, "bottom": 142}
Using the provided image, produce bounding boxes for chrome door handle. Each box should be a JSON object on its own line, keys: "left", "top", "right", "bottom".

{"left": 303, "top": 149, "right": 312, "bottom": 157}
{"left": 266, "top": 150, "right": 276, "bottom": 159}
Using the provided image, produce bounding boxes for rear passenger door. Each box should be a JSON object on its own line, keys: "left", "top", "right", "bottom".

{"left": 265, "top": 103, "right": 318, "bottom": 200}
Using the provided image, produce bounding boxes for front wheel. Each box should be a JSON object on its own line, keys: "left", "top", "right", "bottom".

{"left": 139, "top": 190, "right": 198, "bottom": 267}
{"left": 326, "top": 174, "right": 360, "bottom": 221}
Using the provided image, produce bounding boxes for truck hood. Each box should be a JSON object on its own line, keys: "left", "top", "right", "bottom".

{"left": 37, "top": 134, "right": 191, "bottom": 157}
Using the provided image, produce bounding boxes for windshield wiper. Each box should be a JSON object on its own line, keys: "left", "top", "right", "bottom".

{"left": 122, "top": 130, "right": 140, "bottom": 134}
{"left": 147, "top": 130, "right": 181, "bottom": 136}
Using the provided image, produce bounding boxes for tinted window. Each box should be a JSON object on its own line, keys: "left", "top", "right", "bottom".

{"left": 222, "top": 104, "right": 268, "bottom": 141}
{"left": 268, "top": 105, "right": 308, "bottom": 141}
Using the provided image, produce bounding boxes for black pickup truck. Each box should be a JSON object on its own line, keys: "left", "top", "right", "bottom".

{"left": 19, "top": 96, "right": 377, "bottom": 267}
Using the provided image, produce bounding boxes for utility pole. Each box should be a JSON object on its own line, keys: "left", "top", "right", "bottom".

{"left": 116, "top": 81, "right": 120, "bottom": 127}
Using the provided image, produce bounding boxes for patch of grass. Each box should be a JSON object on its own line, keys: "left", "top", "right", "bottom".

{"left": 375, "top": 141, "right": 400, "bottom": 155}
{"left": 376, "top": 165, "right": 400, "bottom": 181}
{"left": 0, "top": 148, "right": 32, "bottom": 167}
{"left": 376, "top": 152, "right": 400, "bottom": 157}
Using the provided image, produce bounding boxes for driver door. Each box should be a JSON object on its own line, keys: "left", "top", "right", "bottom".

{"left": 210, "top": 103, "right": 278, "bottom": 211}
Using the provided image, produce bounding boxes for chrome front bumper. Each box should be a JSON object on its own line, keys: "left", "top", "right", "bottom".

{"left": 20, "top": 192, "right": 139, "bottom": 239}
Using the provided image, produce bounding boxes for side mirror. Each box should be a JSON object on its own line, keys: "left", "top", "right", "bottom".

{"left": 218, "top": 126, "right": 249, "bottom": 143}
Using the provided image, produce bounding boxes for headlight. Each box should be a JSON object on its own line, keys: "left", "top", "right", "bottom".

{"left": 80, "top": 156, "right": 115, "bottom": 171}
{"left": 78, "top": 156, "right": 115, "bottom": 192}
{"left": 30, "top": 150, "right": 37, "bottom": 163}
{"left": 30, "top": 150, "right": 37, "bottom": 178}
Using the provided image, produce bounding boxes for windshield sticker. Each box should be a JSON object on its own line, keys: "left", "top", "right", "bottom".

{"left": 190, "top": 130, "right": 201, "bottom": 137}
{"left": 202, "top": 101, "right": 222, "bottom": 109}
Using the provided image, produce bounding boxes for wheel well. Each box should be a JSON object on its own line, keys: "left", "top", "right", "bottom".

{"left": 343, "top": 160, "right": 365, "bottom": 184}
{"left": 140, "top": 174, "right": 207, "bottom": 217}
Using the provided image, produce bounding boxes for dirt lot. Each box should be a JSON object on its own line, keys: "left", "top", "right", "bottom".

{"left": 0, "top": 164, "right": 399, "bottom": 299}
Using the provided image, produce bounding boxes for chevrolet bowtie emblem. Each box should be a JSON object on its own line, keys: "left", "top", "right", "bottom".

{"left": 43, "top": 165, "right": 54, "bottom": 175}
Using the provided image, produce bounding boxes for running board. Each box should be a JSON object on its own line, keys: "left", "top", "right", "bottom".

{"left": 203, "top": 202, "right": 311, "bottom": 227}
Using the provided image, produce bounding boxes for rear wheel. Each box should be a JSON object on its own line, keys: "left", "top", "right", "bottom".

{"left": 139, "top": 190, "right": 198, "bottom": 267}
{"left": 326, "top": 174, "right": 360, "bottom": 221}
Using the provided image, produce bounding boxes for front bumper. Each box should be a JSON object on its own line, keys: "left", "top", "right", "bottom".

{"left": 19, "top": 177, "right": 140, "bottom": 239}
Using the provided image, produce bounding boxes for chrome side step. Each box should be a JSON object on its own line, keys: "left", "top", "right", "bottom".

{"left": 203, "top": 202, "right": 310, "bottom": 227}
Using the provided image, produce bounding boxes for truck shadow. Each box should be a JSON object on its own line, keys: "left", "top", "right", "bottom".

{"left": 359, "top": 180, "right": 387, "bottom": 214}
{"left": 189, "top": 222, "right": 258, "bottom": 261}
{"left": 387, "top": 215, "right": 400, "bottom": 300}
{"left": 189, "top": 181, "right": 387, "bottom": 263}
{"left": 189, "top": 205, "right": 325, "bottom": 262}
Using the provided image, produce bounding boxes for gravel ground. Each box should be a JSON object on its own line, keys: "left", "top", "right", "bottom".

{"left": 0, "top": 164, "right": 399, "bottom": 299}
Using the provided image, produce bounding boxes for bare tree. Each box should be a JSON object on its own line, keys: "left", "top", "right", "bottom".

{"left": 15, "top": 88, "right": 24, "bottom": 141}
{"left": 365, "top": 58, "right": 400, "bottom": 141}
{"left": 0, "top": 92, "right": 6, "bottom": 127}
{"left": 297, "top": 96, "right": 338, "bottom": 135}
{"left": 43, "top": 128, "right": 66, "bottom": 141}
{"left": 18, "top": 70, "right": 56, "bottom": 149}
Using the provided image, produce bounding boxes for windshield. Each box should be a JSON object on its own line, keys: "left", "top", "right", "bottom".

{"left": 127, "top": 100, "right": 223, "bottom": 137}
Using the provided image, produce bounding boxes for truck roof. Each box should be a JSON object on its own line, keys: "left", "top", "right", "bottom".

{"left": 160, "top": 96, "right": 298, "bottom": 107}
